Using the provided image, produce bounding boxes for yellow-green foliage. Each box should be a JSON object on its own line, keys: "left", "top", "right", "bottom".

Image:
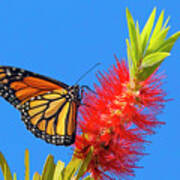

{"left": 0, "top": 149, "right": 94, "bottom": 180}
{"left": 0, "top": 152, "right": 13, "bottom": 180}
{"left": 126, "top": 8, "right": 180, "bottom": 81}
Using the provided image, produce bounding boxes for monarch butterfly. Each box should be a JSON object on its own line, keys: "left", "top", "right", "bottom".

{"left": 0, "top": 66, "right": 91, "bottom": 146}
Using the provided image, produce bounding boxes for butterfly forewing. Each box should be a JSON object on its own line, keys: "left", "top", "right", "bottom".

{"left": 0, "top": 66, "right": 80, "bottom": 145}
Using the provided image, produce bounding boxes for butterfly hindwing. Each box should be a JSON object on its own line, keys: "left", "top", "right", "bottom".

{"left": 20, "top": 90, "right": 77, "bottom": 145}
{"left": 0, "top": 66, "right": 80, "bottom": 145}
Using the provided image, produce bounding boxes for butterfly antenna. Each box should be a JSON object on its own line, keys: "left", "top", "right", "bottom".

{"left": 75, "top": 63, "right": 100, "bottom": 84}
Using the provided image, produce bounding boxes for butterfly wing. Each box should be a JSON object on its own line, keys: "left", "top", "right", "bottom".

{"left": 21, "top": 90, "right": 78, "bottom": 145}
{"left": 0, "top": 66, "right": 79, "bottom": 145}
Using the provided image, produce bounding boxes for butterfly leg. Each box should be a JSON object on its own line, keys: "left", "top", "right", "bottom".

{"left": 80, "top": 85, "right": 97, "bottom": 95}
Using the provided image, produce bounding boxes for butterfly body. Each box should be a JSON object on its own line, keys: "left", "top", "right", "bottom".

{"left": 0, "top": 66, "right": 81, "bottom": 145}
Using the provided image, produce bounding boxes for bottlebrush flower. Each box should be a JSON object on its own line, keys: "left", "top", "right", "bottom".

{"left": 73, "top": 8, "right": 180, "bottom": 180}
{"left": 75, "top": 57, "right": 166, "bottom": 180}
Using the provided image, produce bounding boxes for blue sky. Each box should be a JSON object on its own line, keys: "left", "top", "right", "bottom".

{"left": 0, "top": 0, "right": 179, "bottom": 179}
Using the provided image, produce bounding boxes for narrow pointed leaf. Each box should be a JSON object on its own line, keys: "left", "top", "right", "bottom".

{"left": 146, "top": 27, "right": 170, "bottom": 55}
{"left": 126, "top": 8, "right": 138, "bottom": 65}
{"left": 141, "top": 8, "right": 156, "bottom": 54}
{"left": 75, "top": 147, "right": 93, "bottom": 179}
{"left": 162, "top": 16, "right": 170, "bottom": 30}
{"left": 150, "top": 10, "right": 164, "bottom": 41}
{"left": 33, "top": 172, "right": 41, "bottom": 180}
{"left": 63, "top": 156, "right": 82, "bottom": 180}
{"left": 13, "top": 173, "right": 17, "bottom": 180}
{"left": 53, "top": 160, "right": 64, "bottom": 180}
{"left": 158, "top": 31, "right": 180, "bottom": 52}
{"left": 142, "top": 52, "right": 170, "bottom": 68}
{"left": 126, "top": 39, "right": 134, "bottom": 77}
{"left": 136, "top": 21, "right": 142, "bottom": 60}
{"left": 0, "top": 152, "right": 13, "bottom": 180}
{"left": 42, "top": 155, "right": 56, "bottom": 180}
{"left": 137, "top": 62, "right": 160, "bottom": 81}
{"left": 25, "top": 149, "right": 30, "bottom": 180}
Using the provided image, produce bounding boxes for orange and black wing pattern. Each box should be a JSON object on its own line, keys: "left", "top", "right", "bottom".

{"left": 0, "top": 66, "right": 80, "bottom": 145}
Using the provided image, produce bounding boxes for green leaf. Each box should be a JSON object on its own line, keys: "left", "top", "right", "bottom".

{"left": 126, "top": 39, "right": 134, "bottom": 77}
{"left": 141, "top": 8, "right": 156, "bottom": 55}
{"left": 137, "top": 62, "right": 161, "bottom": 81}
{"left": 53, "top": 160, "right": 64, "bottom": 180}
{"left": 33, "top": 172, "right": 41, "bottom": 180}
{"left": 63, "top": 156, "right": 82, "bottom": 180}
{"left": 142, "top": 52, "right": 170, "bottom": 68}
{"left": 136, "top": 21, "right": 142, "bottom": 61}
{"left": 158, "top": 31, "right": 180, "bottom": 52}
{"left": 146, "top": 26, "right": 170, "bottom": 55}
{"left": 126, "top": 8, "right": 179, "bottom": 81}
{"left": 162, "top": 16, "right": 170, "bottom": 30}
{"left": 25, "top": 149, "right": 30, "bottom": 180}
{"left": 126, "top": 8, "right": 138, "bottom": 66}
{"left": 83, "top": 176, "right": 94, "bottom": 180}
{"left": 42, "top": 155, "right": 56, "bottom": 180}
{"left": 150, "top": 10, "right": 164, "bottom": 41}
{"left": 13, "top": 173, "right": 17, "bottom": 180}
{"left": 0, "top": 152, "right": 13, "bottom": 180}
{"left": 75, "top": 147, "right": 93, "bottom": 179}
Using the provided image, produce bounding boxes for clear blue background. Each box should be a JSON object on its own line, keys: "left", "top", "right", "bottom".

{"left": 0, "top": 0, "right": 179, "bottom": 179}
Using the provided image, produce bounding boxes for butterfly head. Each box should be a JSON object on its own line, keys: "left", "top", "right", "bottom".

{"left": 67, "top": 85, "right": 81, "bottom": 103}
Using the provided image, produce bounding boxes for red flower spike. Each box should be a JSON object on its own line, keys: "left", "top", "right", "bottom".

{"left": 75, "top": 58, "right": 166, "bottom": 179}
